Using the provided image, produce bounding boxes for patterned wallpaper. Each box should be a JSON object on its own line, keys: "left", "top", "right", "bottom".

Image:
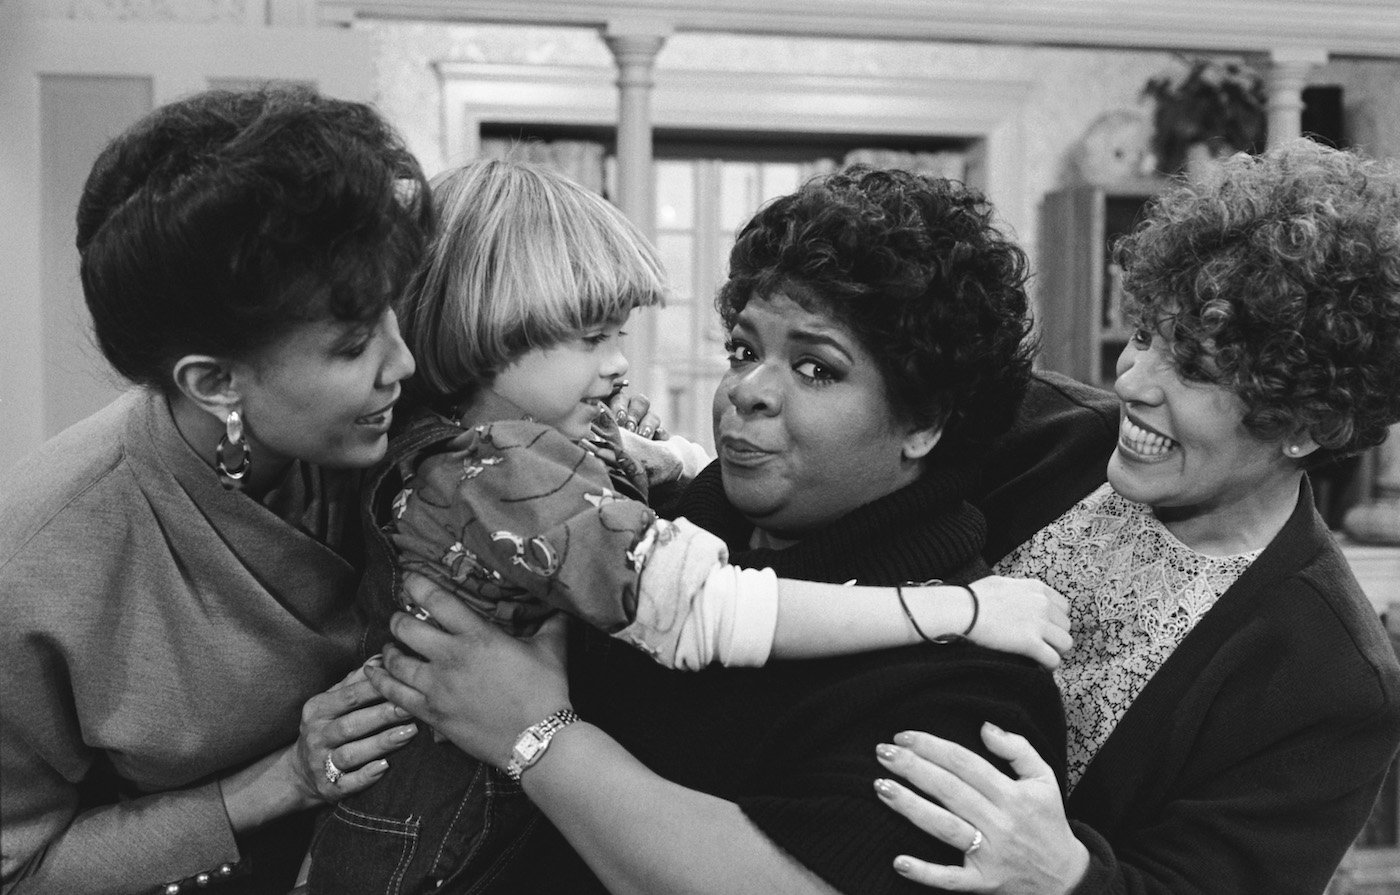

{"left": 37, "top": 4, "right": 1400, "bottom": 277}
{"left": 362, "top": 22, "right": 1174, "bottom": 272}
{"left": 43, "top": 0, "right": 246, "bottom": 22}
{"left": 360, "top": 22, "right": 1400, "bottom": 279}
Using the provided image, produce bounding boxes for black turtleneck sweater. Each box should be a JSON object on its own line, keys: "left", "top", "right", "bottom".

{"left": 508, "top": 458, "right": 1066, "bottom": 895}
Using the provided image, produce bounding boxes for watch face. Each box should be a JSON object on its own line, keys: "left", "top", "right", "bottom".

{"left": 513, "top": 730, "right": 546, "bottom": 765}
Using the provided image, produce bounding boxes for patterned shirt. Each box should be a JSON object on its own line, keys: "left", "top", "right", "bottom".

{"left": 997, "top": 483, "right": 1260, "bottom": 790}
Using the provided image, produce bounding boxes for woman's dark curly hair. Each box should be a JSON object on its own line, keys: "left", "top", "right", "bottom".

{"left": 76, "top": 85, "right": 432, "bottom": 390}
{"left": 1116, "top": 139, "right": 1400, "bottom": 464}
{"left": 717, "top": 165, "right": 1036, "bottom": 457}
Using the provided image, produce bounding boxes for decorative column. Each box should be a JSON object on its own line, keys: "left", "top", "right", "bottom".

{"left": 1265, "top": 48, "right": 1327, "bottom": 148}
{"left": 603, "top": 19, "right": 670, "bottom": 399}
{"left": 1345, "top": 430, "right": 1400, "bottom": 546}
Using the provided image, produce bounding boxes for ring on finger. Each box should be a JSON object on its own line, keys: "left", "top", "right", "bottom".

{"left": 324, "top": 752, "right": 345, "bottom": 785}
{"left": 965, "top": 827, "right": 984, "bottom": 856}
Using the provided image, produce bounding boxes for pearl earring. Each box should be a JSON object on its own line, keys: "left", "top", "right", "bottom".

{"left": 1286, "top": 444, "right": 1302, "bottom": 457}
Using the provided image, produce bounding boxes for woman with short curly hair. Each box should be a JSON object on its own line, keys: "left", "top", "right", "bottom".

{"left": 363, "top": 165, "right": 1069, "bottom": 894}
{"left": 878, "top": 139, "right": 1400, "bottom": 895}
{"left": 717, "top": 165, "right": 1036, "bottom": 455}
{"left": 1119, "top": 143, "right": 1400, "bottom": 462}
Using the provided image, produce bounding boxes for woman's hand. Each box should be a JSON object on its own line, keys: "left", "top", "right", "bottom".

{"left": 365, "top": 573, "right": 571, "bottom": 768}
{"left": 290, "top": 663, "right": 418, "bottom": 804}
{"left": 872, "top": 724, "right": 1088, "bottom": 894}
{"left": 220, "top": 660, "right": 417, "bottom": 832}
{"left": 966, "top": 577, "right": 1072, "bottom": 669}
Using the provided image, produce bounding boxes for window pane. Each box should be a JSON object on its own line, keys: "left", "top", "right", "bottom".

{"left": 720, "top": 162, "right": 762, "bottom": 231}
{"left": 654, "top": 301, "right": 694, "bottom": 365}
{"left": 760, "top": 163, "right": 802, "bottom": 203}
{"left": 656, "top": 160, "right": 694, "bottom": 230}
{"left": 656, "top": 233, "right": 694, "bottom": 303}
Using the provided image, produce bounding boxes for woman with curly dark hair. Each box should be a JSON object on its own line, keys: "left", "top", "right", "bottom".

{"left": 877, "top": 139, "right": 1400, "bottom": 895}
{"left": 360, "top": 166, "right": 1066, "bottom": 894}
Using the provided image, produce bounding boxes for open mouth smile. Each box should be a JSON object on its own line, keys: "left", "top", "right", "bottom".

{"left": 1118, "top": 414, "right": 1178, "bottom": 460}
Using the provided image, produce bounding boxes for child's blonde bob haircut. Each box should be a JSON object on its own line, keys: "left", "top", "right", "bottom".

{"left": 403, "top": 157, "right": 667, "bottom": 405}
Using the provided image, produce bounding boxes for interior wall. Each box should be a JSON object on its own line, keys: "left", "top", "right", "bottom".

{"left": 0, "top": 2, "right": 375, "bottom": 467}
{"left": 1318, "top": 56, "right": 1400, "bottom": 158}
{"left": 363, "top": 21, "right": 1400, "bottom": 389}
{"left": 364, "top": 22, "right": 1172, "bottom": 271}
{"left": 11, "top": 3, "right": 1400, "bottom": 465}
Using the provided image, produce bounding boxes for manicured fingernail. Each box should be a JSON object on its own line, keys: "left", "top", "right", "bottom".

{"left": 894, "top": 856, "right": 914, "bottom": 874}
{"left": 393, "top": 704, "right": 411, "bottom": 718}
{"left": 893, "top": 731, "right": 914, "bottom": 746}
{"left": 364, "top": 653, "right": 384, "bottom": 668}
{"left": 368, "top": 759, "right": 389, "bottom": 775}
{"left": 876, "top": 743, "right": 900, "bottom": 762}
{"left": 616, "top": 409, "right": 629, "bottom": 423}
{"left": 625, "top": 419, "right": 637, "bottom": 432}
{"left": 874, "top": 778, "right": 897, "bottom": 798}
{"left": 985, "top": 722, "right": 1006, "bottom": 736}
{"left": 391, "top": 724, "right": 417, "bottom": 740}
{"left": 638, "top": 426, "right": 653, "bottom": 437}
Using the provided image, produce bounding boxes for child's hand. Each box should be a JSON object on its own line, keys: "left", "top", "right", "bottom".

{"left": 964, "top": 577, "right": 1071, "bottom": 669}
{"left": 604, "top": 387, "right": 664, "bottom": 438}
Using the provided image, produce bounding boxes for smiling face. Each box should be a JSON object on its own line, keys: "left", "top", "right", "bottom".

{"left": 713, "top": 292, "right": 938, "bottom": 540}
{"left": 491, "top": 315, "right": 631, "bottom": 440}
{"left": 234, "top": 306, "right": 415, "bottom": 471}
{"left": 1107, "top": 327, "right": 1306, "bottom": 550}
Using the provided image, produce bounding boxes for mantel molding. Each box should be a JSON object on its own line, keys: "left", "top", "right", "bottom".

{"left": 321, "top": 0, "right": 1400, "bottom": 58}
{"left": 434, "top": 59, "right": 1033, "bottom": 255}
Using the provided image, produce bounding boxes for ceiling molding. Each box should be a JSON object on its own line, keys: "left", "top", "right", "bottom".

{"left": 321, "top": 0, "right": 1400, "bottom": 58}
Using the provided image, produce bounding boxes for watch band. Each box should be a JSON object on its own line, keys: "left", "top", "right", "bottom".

{"left": 505, "top": 708, "right": 581, "bottom": 782}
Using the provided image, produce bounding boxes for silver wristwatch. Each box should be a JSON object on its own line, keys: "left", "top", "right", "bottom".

{"left": 504, "top": 708, "right": 581, "bottom": 782}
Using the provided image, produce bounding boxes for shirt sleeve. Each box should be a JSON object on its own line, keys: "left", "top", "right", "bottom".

{"left": 391, "top": 419, "right": 659, "bottom": 636}
{"left": 612, "top": 517, "right": 778, "bottom": 670}
{"left": 617, "top": 429, "right": 713, "bottom": 489}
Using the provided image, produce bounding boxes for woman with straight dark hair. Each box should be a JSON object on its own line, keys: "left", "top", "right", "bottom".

{"left": 0, "top": 86, "right": 431, "bottom": 895}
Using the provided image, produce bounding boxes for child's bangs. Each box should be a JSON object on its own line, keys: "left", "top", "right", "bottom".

{"left": 528, "top": 197, "right": 668, "bottom": 336}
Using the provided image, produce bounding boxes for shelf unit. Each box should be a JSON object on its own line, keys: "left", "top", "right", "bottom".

{"left": 1036, "top": 178, "right": 1165, "bottom": 386}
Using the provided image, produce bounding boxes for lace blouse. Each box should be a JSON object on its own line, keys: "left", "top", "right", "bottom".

{"left": 997, "top": 483, "right": 1260, "bottom": 790}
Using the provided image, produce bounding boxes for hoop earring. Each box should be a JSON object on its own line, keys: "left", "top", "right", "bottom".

{"left": 216, "top": 409, "right": 252, "bottom": 491}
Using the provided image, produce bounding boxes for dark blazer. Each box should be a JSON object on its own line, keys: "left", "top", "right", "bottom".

{"left": 977, "top": 372, "right": 1400, "bottom": 895}
{"left": 1067, "top": 478, "right": 1400, "bottom": 895}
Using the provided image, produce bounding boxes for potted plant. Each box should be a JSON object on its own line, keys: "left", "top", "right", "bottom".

{"left": 1143, "top": 57, "right": 1267, "bottom": 176}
